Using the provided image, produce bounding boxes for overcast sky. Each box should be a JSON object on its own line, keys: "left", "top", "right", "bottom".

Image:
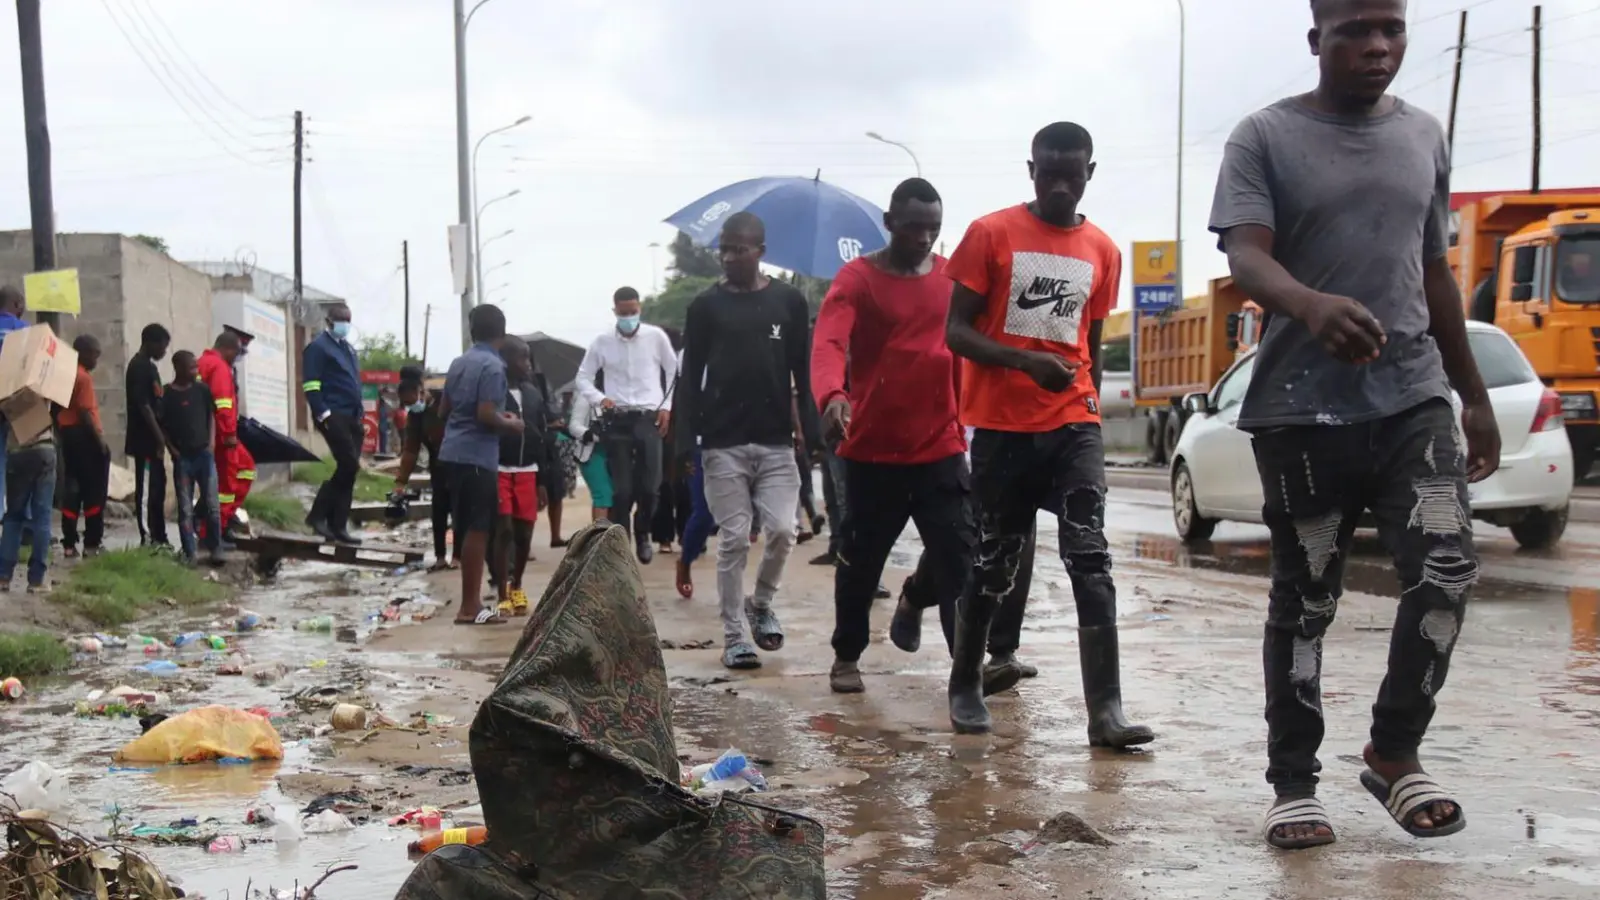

{"left": 2, "top": 0, "right": 1597, "bottom": 361}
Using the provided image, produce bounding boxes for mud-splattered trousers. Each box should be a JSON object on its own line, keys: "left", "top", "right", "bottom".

{"left": 964, "top": 423, "right": 1117, "bottom": 634}
{"left": 832, "top": 453, "right": 973, "bottom": 662}
{"left": 1253, "top": 398, "right": 1475, "bottom": 796}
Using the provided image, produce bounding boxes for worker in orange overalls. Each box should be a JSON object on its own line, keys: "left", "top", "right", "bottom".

{"left": 197, "top": 329, "right": 255, "bottom": 539}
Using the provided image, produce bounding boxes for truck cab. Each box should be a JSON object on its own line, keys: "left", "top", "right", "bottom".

{"left": 1453, "top": 189, "right": 1600, "bottom": 480}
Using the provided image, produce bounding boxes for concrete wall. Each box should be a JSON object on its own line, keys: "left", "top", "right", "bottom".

{"left": 0, "top": 232, "right": 212, "bottom": 464}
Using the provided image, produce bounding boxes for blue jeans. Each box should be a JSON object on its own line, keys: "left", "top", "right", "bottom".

{"left": 173, "top": 451, "right": 221, "bottom": 558}
{"left": 0, "top": 444, "right": 57, "bottom": 586}
{"left": 681, "top": 450, "right": 714, "bottom": 565}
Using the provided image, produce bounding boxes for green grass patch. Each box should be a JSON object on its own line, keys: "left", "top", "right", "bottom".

{"left": 0, "top": 630, "right": 72, "bottom": 677}
{"left": 52, "top": 550, "right": 226, "bottom": 627}
{"left": 243, "top": 487, "right": 305, "bottom": 533}
{"left": 293, "top": 459, "right": 392, "bottom": 503}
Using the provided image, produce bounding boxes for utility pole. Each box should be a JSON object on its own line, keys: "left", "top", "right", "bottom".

{"left": 1446, "top": 9, "right": 1468, "bottom": 160}
{"left": 1531, "top": 4, "right": 1543, "bottom": 193}
{"left": 16, "top": 0, "right": 58, "bottom": 332}
{"left": 293, "top": 110, "right": 304, "bottom": 304}
{"left": 453, "top": 0, "right": 475, "bottom": 350}
{"left": 402, "top": 240, "right": 411, "bottom": 358}
{"left": 421, "top": 305, "right": 433, "bottom": 370}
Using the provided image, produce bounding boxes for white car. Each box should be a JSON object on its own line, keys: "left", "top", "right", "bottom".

{"left": 1170, "top": 321, "right": 1574, "bottom": 550}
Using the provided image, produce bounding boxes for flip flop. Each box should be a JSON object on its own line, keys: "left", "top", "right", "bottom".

{"left": 427, "top": 559, "right": 451, "bottom": 573}
{"left": 455, "top": 608, "right": 508, "bottom": 626}
{"left": 1359, "top": 769, "right": 1466, "bottom": 838}
{"left": 675, "top": 560, "right": 694, "bottom": 600}
{"left": 721, "top": 641, "right": 762, "bottom": 670}
{"left": 1264, "top": 796, "right": 1338, "bottom": 849}
{"left": 745, "top": 601, "right": 785, "bottom": 652}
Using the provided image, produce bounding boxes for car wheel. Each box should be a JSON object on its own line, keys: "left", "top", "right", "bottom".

{"left": 1172, "top": 461, "right": 1218, "bottom": 543}
{"left": 1509, "top": 505, "right": 1569, "bottom": 550}
{"left": 1162, "top": 413, "right": 1184, "bottom": 464}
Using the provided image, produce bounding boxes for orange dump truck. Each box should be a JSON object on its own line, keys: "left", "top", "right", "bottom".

{"left": 1133, "top": 276, "right": 1262, "bottom": 463}
{"left": 1452, "top": 188, "right": 1600, "bottom": 480}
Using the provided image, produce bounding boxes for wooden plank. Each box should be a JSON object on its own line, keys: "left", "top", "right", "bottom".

{"left": 234, "top": 530, "right": 426, "bottom": 570}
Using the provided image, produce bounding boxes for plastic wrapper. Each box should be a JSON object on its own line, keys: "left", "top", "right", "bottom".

{"left": 113, "top": 705, "right": 284, "bottom": 764}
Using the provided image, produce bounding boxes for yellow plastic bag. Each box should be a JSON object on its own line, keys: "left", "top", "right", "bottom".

{"left": 114, "top": 705, "right": 284, "bottom": 764}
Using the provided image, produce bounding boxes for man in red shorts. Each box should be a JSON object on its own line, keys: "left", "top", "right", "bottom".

{"left": 492, "top": 337, "right": 550, "bottom": 617}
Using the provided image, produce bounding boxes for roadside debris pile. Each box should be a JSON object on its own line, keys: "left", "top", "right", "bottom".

{"left": 0, "top": 812, "right": 180, "bottom": 900}
{"left": 396, "top": 523, "right": 826, "bottom": 900}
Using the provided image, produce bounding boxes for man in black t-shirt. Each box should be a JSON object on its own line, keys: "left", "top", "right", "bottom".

{"left": 125, "top": 324, "right": 172, "bottom": 548}
{"left": 160, "top": 351, "right": 223, "bottom": 565}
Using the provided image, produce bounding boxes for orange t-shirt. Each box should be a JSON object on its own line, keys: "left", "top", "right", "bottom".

{"left": 56, "top": 365, "right": 101, "bottom": 432}
{"left": 944, "top": 204, "right": 1121, "bottom": 433}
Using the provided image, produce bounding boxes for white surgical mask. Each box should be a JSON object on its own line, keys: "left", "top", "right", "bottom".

{"left": 617, "top": 315, "right": 641, "bottom": 335}
{"left": 408, "top": 401, "right": 426, "bottom": 414}
{"left": 331, "top": 321, "right": 352, "bottom": 340}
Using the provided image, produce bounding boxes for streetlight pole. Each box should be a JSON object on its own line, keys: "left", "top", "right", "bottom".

{"left": 453, "top": 0, "right": 503, "bottom": 349}
{"left": 648, "top": 241, "right": 661, "bottom": 294}
{"left": 865, "top": 131, "right": 921, "bottom": 177}
{"left": 472, "top": 115, "right": 531, "bottom": 220}
{"left": 481, "top": 228, "right": 513, "bottom": 252}
{"left": 1174, "top": 0, "right": 1186, "bottom": 307}
{"left": 475, "top": 189, "right": 520, "bottom": 303}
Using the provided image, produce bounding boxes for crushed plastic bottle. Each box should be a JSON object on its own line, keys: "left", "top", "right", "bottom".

{"left": 206, "top": 835, "right": 245, "bottom": 853}
{"left": 135, "top": 660, "right": 180, "bottom": 677}
{"left": 686, "top": 748, "right": 768, "bottom": 795}
{"left": 172, "top": 632, "right": 208, "bottom": 649}
{"left": 295, "top": 616, "right": 335, "bottom": 633}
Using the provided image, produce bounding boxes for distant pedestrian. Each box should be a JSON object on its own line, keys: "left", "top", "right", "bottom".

{"left": 0, "top": 286, "right": 30, "bottom": 518}
{"left": 490, "top": 337, "right": 550, "bottom": 618}
{"left": 439, "top": 303, "right": 524, "bottom": 626}
{"left": 126, "top": 323, "right": 173, "bottom": 550}
{"left": 944, "top": 122, "right": 1152, "bottom": 745}
{"left": 0, "top": 425, "right": 55, "bottom": 592}
{"left": 303, "top": 303, "right": 365, "bottom": 545}
{"left": 392, "top": 366, "right": 457, "bottom": 571}
{"left": 160, "top": 351, "right": 224, "bottom": 566}
{"left": 676, "top": 211, "right": 820, "bottom": 670}
{"left": 575, "top": 287, "right": 679, "bottom": 563}
{"left": 812, "top": 177, "right": 979, "bottom": 696}
{"left": 1210, "top": 0, "right": 1493, "bottom": 849}
{"left": 59, "top": 335, "right": 110, "bottom": 558}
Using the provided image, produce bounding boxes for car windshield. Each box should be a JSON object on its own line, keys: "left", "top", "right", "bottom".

{"left": 1467, "top": 330, "right": 1537, "bottom": 389}
{"left": 1555, "top": 234, "right": 1600, "bottom": 303}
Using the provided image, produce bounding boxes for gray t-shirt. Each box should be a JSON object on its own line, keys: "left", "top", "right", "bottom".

{"left": 1208, "top": 97, "right": 1452, "bottom": 429}
{"left": 439, "top": 342, "right": 507, "bottom": 469}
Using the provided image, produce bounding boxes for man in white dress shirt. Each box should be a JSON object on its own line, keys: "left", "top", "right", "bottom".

{"left": 575, "top": 286, "right": 679, "bottom": 563}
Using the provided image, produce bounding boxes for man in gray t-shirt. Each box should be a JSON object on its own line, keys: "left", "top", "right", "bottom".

{"left": 1207, "top": 0, "right": 1499, "bottom": 854}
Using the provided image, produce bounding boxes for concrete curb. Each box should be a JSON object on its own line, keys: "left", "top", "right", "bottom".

{"left": 1104, "top": 466, "right": 1600, "bottom": 525}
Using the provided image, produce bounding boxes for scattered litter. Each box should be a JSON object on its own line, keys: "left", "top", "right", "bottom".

{"left": 236, "top": 612, "right": 263, "bottom": 632}
{"left": 134, "top": 660, "right": 180, "bottom": 676}
{"left": 302, "top": 791, "right": 366, "bottom": 817}
{"left": 395, "top": 764, "right": 474, "bottom": 786}
{"left": 659, "top": 639, "right": 716, "bottom": 650}
{"left": 217, "top": 653, "right": 250, "bottom": 676}
{"left": 1, "top": 677, "right": 23, "bottom": 700}
{"left": 0, "top": 761, "right": 70, "bottom": 817}
{"left": 245, "top": 662, "right": 290, "bottom": 684}
{"left": 303, "top": 810, "right": 354, "bottom": 834}
{"left": 408, "top": 826, "right": 487, "bottom": 856}
{"left": 114, "top": 705, "right": 285, "bottom": 764}
{"left": 0, "top": 814, "right": 180, "bottom": 897}
{"left": 330, "top": 703, "right": 368, "bottom": 731}
{"left": 77, "top": 685, "right": 167, "bottom": 718}
{"left": 76, "top": 636, "right": 104, "bottom": 654}
{"left": 684, "top": 748, "right": 768, "bottom": 796}
{"left": 295, "top": 616, "right": 335, "bottom": 633}
{"left": 207, "top": 835, "right": 246, "bottom": 853}
{"left": 388, "top": 808, "right": 443, "bottom": 830}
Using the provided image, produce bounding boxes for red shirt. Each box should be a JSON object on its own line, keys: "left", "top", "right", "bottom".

{"left": 811, "top": 256, "right": 965, "bottom": 464}
{"left": 944, "top": 205, "right": 1120, "bottom": 433}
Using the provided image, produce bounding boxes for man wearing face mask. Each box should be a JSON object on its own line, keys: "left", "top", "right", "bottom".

{"left": 574, "top": 286, "right": 679, "bottom": 563}
{"left": 302, "top": 303, "right": 367, "bottom": 544}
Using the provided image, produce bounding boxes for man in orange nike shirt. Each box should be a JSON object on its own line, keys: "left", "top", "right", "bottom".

{"left": 942, "top": 122, "right": 1154, "bottom": 744}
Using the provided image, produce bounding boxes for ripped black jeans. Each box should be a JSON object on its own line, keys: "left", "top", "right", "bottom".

{"left": 1253, "top": 398, "right": 1476, "bottom": 797}
{"left": 965, "top": 424, "right": 1115, "bottom": 631}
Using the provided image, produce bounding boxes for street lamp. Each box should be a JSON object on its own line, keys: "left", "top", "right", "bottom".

{"left": 865, "top": 131, "right": 921, "bottom": 177}
{"left": 452, "top": 0, "right": 510, "bottom": 347}
{"left": 484, "top": 259, "right": 513, "bottom": 278}
{"left": 648, "top": 241, "right": 662, "bottom": 294}
{"left": 475, "top": 188, "right": 521, "bottom": 303}
{"left": 482, "top": 228, "right": 514, "bottom": 251}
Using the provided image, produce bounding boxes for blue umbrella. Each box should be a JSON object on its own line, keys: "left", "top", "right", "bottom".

{"left": 664, "top": 174, "right": 889, "bottom": 279}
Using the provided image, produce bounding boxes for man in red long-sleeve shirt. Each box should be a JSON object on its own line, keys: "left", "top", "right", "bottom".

{"left": 812, "top": 178, "right": 1020, "bottom": 697}
{"left": 198, "top": 331, "right": 255, "bottom": 538}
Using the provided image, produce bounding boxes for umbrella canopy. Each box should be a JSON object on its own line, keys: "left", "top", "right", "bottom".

{"left": 520, "top": 331, "right": 586, "bottom": 395}
{"left": 664, "top": 175, "right": 888, "bottom": 279}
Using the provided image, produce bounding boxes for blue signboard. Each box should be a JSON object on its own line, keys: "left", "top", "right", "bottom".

{"left": 1134, "top": 285, "right": 1177, "bottom": 313}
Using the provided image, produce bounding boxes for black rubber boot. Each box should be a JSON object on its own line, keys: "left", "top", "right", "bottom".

{"left": 1079, "top": 625, "right": 1155, "bottom": 749}
{"left": 988, "top": 651, "right": 1040, "bottom": 679}
{"left": 949, "top": 592, "right": 998, "bottom": 734}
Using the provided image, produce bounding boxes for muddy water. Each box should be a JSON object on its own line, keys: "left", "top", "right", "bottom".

{"left": 6, "top": 485, "right": 1600, "bottom": 899}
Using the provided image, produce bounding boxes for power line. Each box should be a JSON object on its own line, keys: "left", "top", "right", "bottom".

{"left": 95, "top": 0, "right": 280, "bottom": 167}
{"left": 125, "top": 0, "right": 273, "bottom": 123}
{"left": 110, "top": 0, "right": 267, "bottom": 148}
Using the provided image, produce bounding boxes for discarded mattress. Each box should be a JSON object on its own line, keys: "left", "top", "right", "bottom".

{"left": 395, "top": 523, "right": 825, "bottom": 900}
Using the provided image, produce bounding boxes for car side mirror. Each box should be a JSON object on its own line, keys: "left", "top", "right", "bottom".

{"left": 1181, "top": 392, "right": 1212, "bottom": 416}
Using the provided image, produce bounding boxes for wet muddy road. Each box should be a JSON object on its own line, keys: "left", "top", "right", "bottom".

{"left": 6, "top": 482, "right": 1599, "bottom": 899}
